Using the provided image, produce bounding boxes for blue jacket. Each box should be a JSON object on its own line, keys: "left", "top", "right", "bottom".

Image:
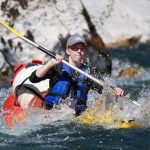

{"left": 44, "top": 63, "right": 89, "bottom": 106}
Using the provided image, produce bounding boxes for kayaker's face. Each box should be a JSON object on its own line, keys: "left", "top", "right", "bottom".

{"left": 66, "top": 42, "right": 86, "bottom": 64}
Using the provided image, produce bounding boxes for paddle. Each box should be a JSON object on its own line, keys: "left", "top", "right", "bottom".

{"left": 0, "top": 20, "right": 141, "bottom": 107}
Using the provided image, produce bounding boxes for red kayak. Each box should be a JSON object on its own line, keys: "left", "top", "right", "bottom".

{"left": 1, "top": 60, "right": 48, "bottom": 129}
{"left": 2, "top": 93, "right": 27, "bottom": 128}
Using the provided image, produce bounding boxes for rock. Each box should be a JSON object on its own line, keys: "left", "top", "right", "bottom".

{"left": 118, "top": 67, "right": 138, "bottom": 78}
{"left": 82, "top": 0, "right": 150, "bottom": 46}
{"left": 0, "top": 0, "right": 112, "bottom": 75}
{"left": 107, "top": 36, "right": 141, "bottom": 48}
{"left": 1, "top": 0, "right": 150, "bottom": 75}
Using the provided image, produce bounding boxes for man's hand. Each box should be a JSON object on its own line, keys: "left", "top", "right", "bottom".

{"left": 51, "top": 54, "right": 63, "bottom": 65}
{"left": 114, "top": 87, "right": 124, "bottom": 96}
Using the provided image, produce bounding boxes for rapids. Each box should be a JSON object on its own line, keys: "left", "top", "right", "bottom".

{"left": 0, "top": 44, "right": 150, "bottom": 149}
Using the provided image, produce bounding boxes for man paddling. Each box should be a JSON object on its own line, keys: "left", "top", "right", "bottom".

{"left": 29, "top": 34, "right": 124, "bottom": 116}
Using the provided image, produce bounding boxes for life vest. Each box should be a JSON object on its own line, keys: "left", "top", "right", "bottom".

{"left": 43, "top": 63, "right": 89, "bottom": 107}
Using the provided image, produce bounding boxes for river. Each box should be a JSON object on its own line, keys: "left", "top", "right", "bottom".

{"left": 0, "top": 44, "right": 150, "bottom": 150}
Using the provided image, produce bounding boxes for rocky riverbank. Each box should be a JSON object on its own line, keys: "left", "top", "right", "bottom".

{"left": 0, "top": 0, "right": 150, "bottom": 80}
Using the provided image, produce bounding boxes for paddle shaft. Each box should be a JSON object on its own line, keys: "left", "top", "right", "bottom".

{"left": 22, "top": 37, "right": 104, "bottom": 86}
{"left": 0, "top": 20, "right": 104, "bottom": 86}
{"left": 0, "top": 20, "right": 141, "bottom": 107}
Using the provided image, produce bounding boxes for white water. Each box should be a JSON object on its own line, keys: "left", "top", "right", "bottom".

{"left": 0, "top": 59, "right": 150, "bottom": 135}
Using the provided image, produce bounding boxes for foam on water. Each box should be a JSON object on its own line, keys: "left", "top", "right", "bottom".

{"left": 0, "top": 57, "right": 150, "bottom": 135}
{"left": 78, "top": 73, "right": 150, "bottom": 128}
{"left": 111, "top": 58, "right": 150, "bottom": 86}
{"left": 0, "top": 95, "right": 75, "bottom": 136}
{"left": 0, "top": 82, "right": 150, "bottom": 135}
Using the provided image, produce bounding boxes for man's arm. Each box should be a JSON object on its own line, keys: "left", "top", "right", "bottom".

{"left": 36, "top": 54, "right": 63, "bottom": 78}
{"left": 29, "top": 54, "right": 63, "bottom": 83}
{"left": 89, "top": 67, "right": 124, "bottom": 96}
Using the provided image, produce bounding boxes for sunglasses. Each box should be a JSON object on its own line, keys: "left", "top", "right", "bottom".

{"left": 69, "top": 46, "right": 86, "bottom": 51}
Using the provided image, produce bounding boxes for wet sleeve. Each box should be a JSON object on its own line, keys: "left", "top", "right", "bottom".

{"left": 29, "top": 65, "right": 62, "bottom": 83}
{"left": 29, "top": 70, "right": 49, "bottom": 83}
{"left": 90, "top": 81, "right": 103, "bottom": 94}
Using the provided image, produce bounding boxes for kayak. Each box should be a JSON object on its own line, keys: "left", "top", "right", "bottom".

{"left": 1, "top": 60, "right": 142, "bottom": 129}
{"left": 1, "top": 60, "right": 49, "bottom": 128}
{"left": 2, "top": 92, "right": 27, "bottom": 129}
{"left": 78, "top": 108, "right": 142, "bottom": 129}
{"left": 77, "top": 96, "right": 143, "bottom": 129}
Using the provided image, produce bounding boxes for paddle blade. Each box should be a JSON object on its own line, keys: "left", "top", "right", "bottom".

{"left": 0, "top": 20, "right": 24, "bottom": 39}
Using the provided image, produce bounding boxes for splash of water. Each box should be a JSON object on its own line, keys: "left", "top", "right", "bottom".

{"left": 78, "top": 84, "right": 150, "bottom": 129}
{"left": 0, "top": 63, "right": 150, "bottom": 135}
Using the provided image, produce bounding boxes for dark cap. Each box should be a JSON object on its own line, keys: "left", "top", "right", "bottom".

{"left": 67, "top": 34, "right": 86, "bottom": 47}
